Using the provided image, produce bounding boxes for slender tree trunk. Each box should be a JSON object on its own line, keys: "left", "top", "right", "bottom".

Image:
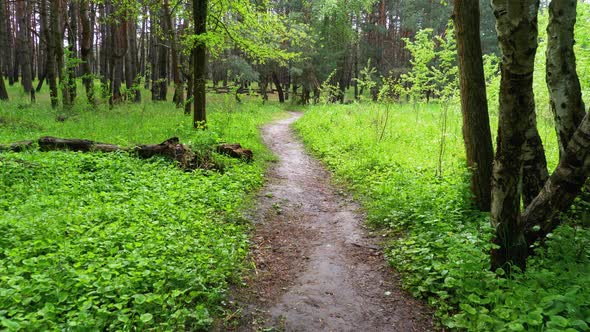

{"left": 272, "top": 72, "right": 284, "bottom": 103}
{"left": 0, "top": 73, "right": 7, "bottom": 100}
{"left": 490, "top": 0, "right": 541, "bottom": 271}
{"left": 193, "top": 0, "right": 207, "bottom": 127}
{"left": 453, "top": 0, "right": 494, "bottom": 212}
{"left": 157, "top": 12, "right": 168, "bottom": 101}
{"left": 63, "top": 0, "right": 78, "bottom": 107}
{"left": 0, "top": 0, "right": 11, "bottom": 84}
{"left": 47, "top": 0, "right": 59, "bottom": 108}
{"left": 80, "top": 0, "right": 94, "bottom": 105}
{"left": 16, "top": 0, "right": 32, "bottom": 95}
{"left": 164, "top": 0, "right": 183, "bottom": 107}
{"left": 110, "top": 19, "right": 127, "bottom": 105}
{"left": 130, "top": 20, "right": 141, "bottom": 103}
{"left": 99, "top": 3, "right": 110, "bottom": 99}
{"left": 185, "top": 50, "right": 193, "bottom": 115}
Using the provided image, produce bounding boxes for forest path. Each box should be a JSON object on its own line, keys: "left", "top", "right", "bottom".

{"left": 230, "top": 112, "right": 434, "bottom": 332}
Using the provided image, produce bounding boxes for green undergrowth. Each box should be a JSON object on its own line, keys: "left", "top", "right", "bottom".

{"left": 295, "top": 104, "right": 590, "bottom": 331}
{"left": 0, "top": 97, "right": 285, "bottom": 330}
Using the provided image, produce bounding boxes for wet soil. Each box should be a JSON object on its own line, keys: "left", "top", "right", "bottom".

{"left": 227, "top": 112, "right": 435, "bottom": 332}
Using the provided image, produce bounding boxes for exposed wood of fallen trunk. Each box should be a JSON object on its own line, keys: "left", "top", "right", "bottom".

{"left": 216, "top": 143, "right": 253, "bottom": 161}
{"left": 1, "top": 137, "right": 253, "bottom": 170}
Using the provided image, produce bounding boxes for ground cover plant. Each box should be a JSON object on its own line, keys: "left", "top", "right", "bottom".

{"left": 295, "top": 104, "right": 590, "bottom": 331}
{"left": 0, "top": 89, "right": 285, "bottom": 330}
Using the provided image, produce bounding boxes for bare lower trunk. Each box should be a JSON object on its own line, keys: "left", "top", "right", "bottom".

{"left": 0, "top": 73, "right": 7, "bottom": 100}
{"left": 273, "top": 72, "right": 285, "bottom": 103}
{"left": 522, "top": 113, "right": 549, "bottom": 207}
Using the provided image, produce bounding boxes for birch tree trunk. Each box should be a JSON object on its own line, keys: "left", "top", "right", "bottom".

{"left": 490, "top": 0, "right": 540, "bottom": 271}
{"left": 522, "top": 0, "right": 588, "bottom": 245}
{"left": 546, "top": 0, "right": 586, "bottom": 157}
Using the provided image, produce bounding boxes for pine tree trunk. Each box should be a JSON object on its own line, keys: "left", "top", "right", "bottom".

{"left": 46, "top": 0, "right": 59, "bottom": 108}
{"left": 490, "top": 0, "right": 540, "bottom": 271}
{"left": 185, "top": 50, "right": 193, "bottom": 115}
{"left": 164, "top": 0, "right": 183, "bottom": 108}
{"left": 129, "top": 19, "right": 141, "bottom": 103}
{"left": 193, "top": 0, "right": 207, "bottom": 127}
{"left": 0, "top": 0, "right": 10, "bottom": 84}
{"left": 157, "top": 12, "right": 168, "bottom": 101}
{"left": 453, "top": 0, "right": 494, "bottom": 212}
{"left": 16, "top": 0, "right": 32, "bottom": 95}
{"left": 110, "top": 13, "right": 127, "bottom": 105}
{"left": 0, "top": 0, "right": 9, "bottom": 100}
{"left": 0, "top": 73, "right": 7, "bottom": 100}
{"left": 80, "top": 0, "right": 94, "bottom": 105}
{"left": 63, "top": 0, "right": 78, "bottom": 107}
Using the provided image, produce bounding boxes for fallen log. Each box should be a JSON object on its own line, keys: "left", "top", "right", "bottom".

{"left": 1, "top": 137, "right": 253, "bottom": 170}
{"left": 216, "top": 143, "right": 253, "bottom": 162}
{"left": 0, "top": 140, "right": 34, "bottom": 152}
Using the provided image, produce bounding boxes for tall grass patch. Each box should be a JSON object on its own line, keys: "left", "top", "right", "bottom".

{"left": 295, "top": 104, "right": 590, "bottom": 331}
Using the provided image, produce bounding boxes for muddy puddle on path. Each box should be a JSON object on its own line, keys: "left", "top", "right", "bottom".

{"left": 227, "top": 112, "right": 434, "bottom": 332}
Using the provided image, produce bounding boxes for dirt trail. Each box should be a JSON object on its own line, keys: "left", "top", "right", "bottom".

{"left": 231, "top": 112, "right": 434, "bottom": 332}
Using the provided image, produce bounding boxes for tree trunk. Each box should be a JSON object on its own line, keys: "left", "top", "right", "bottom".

{"left": 522, "top": 117, "right": 549, "bottom": 207}
{"left": 453, "top": 0, "right": 494, "bottom": 212}
{"left": 16, "top": 0, "right": 32, "bottom": 96}
{"left": 80, "top": 0, "right": 95, "bottom": 105}
{"left": 63, "top": 0, "right": 78, "bottom": 107}
{"left": 0, "top": 71, "right": 7, "bottom": 100}
{"left": 522, "top": 0, "right": 588, "bottom": 245}
{"left": 546, "top": 0, "right": 586, "bottom": 158}
{"left": 185, "top": 50, "right": 194, "bottom": 115}
{"left": 164, "top": 0, "right": 183, "bottom": 108}
{"left": 47, "top": 0, "right": 59, "bottom": 108}
{"left": 0, "top": 0, "right": 12, "bottom": 85}
{"left": 110, "top": 12, "right": 127, "bottom": 105}
{"left": 0, "top": 0, "right": 8, "bottom": 100}
{"left": 193, "top": 0, "right": 207, "bottom": 127}
{"left": 490, "top": 0, "right": 540, "bottom": 271}
{"left": 157, "top": 12, "right": 168, "bottom": 101}
{"left": 272, "top": 72, "right": 285, "bottom": 103}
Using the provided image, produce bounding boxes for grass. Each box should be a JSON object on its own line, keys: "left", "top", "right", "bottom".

{"left": 0, "top": 83, "right": 286, "bottom": 330}
{"left": 295, "top": 102, "right": 590, "bottom": 331}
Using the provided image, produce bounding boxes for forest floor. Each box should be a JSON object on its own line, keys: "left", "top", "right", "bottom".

{"left": 224, "top": 112, "right": 434, "bottom": 331}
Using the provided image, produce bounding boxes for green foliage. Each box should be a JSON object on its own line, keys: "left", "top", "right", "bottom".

{"left": 401, "top": 22, "right": 458, "bottom": 103}
{"left": 355, "top": 59, "right": 379, "bottom": 102}
{"left": 401, "top": 28, "right": 436, "bottom": 102}
{"left": 0, "top": 98, "right": 285, "bottom": 330}
{"left": 294, "top": 104, "right": 589, "bottom": 331}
